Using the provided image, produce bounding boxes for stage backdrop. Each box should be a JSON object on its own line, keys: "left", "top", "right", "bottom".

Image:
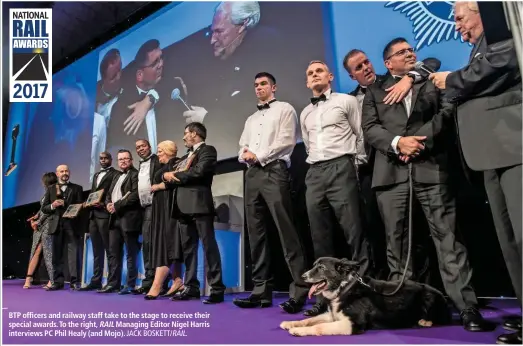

{"left": 3, "top": 1, "right": 472, "bottom": 209}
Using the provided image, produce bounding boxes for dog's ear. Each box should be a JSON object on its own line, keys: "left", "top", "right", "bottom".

{"left": 335, "top": 258, "right": 359, "bottom": 273}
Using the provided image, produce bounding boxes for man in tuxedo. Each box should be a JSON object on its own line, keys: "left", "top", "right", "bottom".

{"left": 162, "top": 122, "right": 225, "bottom": 304}
{"left": 430, "top": 2, "right": 522, "bottom": 342}
{"left": 99, "top": 149, "right": 142, "bottom": 294}
{"left": 80, "top": 152, "right": 119, "bottom": 291}
{"left": 135, "top": 139, "right": 163, "bottom": 293}
{"left": 41, "top": 165, "right": 84, "bottom": 291}
{"left": 362, "top": 37, "right": 492, "bottom": 332}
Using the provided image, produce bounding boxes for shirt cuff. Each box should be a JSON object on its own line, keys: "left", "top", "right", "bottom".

{"left": 391, "top": 136, "right": 401, "bottom": 155}
{"left": 147, "top": 89, "right": 159, "bottom": 104}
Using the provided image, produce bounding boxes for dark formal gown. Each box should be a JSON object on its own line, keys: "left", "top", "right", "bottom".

{"left": 150, "top": 158, "right": 182, "bottom": 268}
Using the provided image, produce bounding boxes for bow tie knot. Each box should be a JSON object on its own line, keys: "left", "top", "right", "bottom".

{"left": 257, "top": 99, "right": 276, "bottom": 111}
{"left": 310, "top": 94, "right": 327, "bottom": 105}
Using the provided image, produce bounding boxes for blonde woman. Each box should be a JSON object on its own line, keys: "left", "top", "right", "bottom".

{"left": 145, "top": 140, "right": 184, "bottom": 299}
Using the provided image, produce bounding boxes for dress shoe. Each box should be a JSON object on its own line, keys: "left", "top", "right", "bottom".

{"left": 504, "top": 318, "right": 522, "bottom": 332}
{"left": 77, "top": 284, "right": 101, "bottom": 292}
{"left": 171, "top": 287, "right": 200, "bottom": 301}
{"left": 279, "top": 298, "right": 304, "bottom": 314}
{"left": 46, "top": 283, "right": 64, "bottom": 291}
{"left": 303, "top": 302, "right": 327, "bottom": 317}
{"left": 497, "top": 331, "right": 522, "bottom": 344}
{"left": 118, "top": 286, "right": 133, "bottom": 295}
{"left": 460, "top": 307, "right": 495, "bottom": 332}
{"left": 134, "top": 287, "right": 148, "bottom": 295}
{"left": 203, "top": 293, "right": 224, "bottom": 304}
{"left": 70, "top": 283, "right": 81, "bottom": 291}
{"left": 97, "top": 285, "right": 118, "bottom": 294}
{"left": 232, "top": 296, "right": 272, "bottom": 308}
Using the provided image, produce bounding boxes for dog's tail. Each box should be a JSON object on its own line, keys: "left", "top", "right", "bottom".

{"left": 420, "top": 283, "right": 452, "bottom": 325}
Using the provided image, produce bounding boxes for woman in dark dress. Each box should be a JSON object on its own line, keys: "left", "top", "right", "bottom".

{"left": 24, "top": 172, "right": 58, "bottom": 289}
{"left": 145, "top": 140, "right": 184, "bottom": 299}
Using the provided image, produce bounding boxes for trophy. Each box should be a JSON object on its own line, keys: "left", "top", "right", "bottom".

{"left": 5, "top": 124, "right": 20, "bottom": 176}
{"left": 85, "top": 189, "right": 104, "bottom": 207}
{"left": 63, "top": 204, "right": 83, "bottom": 218}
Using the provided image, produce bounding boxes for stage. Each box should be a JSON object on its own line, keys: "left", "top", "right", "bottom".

{"left": 2, "top": 280, "right": 520, "bottom": 344}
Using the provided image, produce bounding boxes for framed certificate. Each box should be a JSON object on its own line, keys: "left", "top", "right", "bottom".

{"left": 85, "top": 189, "right": 104, "bottom": 207}
{"left": 63, "top": 204, "right": 83, "bottom": 218}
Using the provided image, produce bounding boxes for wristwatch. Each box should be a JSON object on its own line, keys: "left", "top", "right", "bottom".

{"left": 406, "top": 73, "right": 416, "bottom": 83}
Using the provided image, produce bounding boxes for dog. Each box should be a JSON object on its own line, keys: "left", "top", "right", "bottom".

{"left": 280, "top": 257, "right": 450, "bottom": 336}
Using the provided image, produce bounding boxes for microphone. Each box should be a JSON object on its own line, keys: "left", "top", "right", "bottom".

{"left": 171, "top": 88, "right": 192, "bottom": 111}
{"left": 414, "top": 58, "right": 441, "bottom": 75}
{"left": 414, "top": 61, "right": 435, "bottom": 75}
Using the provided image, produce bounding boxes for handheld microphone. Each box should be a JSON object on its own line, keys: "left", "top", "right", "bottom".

{"left": 171, "top": 88, "right": 192, "bottom": 111}
{"left": 414, "top": 61, "right": 436, "bottom": 75}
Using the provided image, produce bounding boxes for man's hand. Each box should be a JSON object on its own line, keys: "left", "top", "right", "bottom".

{"left": 123, "top": 96, "right": 153, "bottom": 135}
{"left": 398, "top": 154, "right": 411, "bottom": 163}
{"left": 52, "top": 199, "right": 64, "bottom": 208}
{"left": 163, "top": 172, "right": 180, "bottom": 182}
{"left": 429, "top": 72, "right": 451, "bottom": 90}
{"left": 241, "top": 150, "right": 258, "bottom": 164}
{"left": 397, "top": 136, "right": 426, "bottom": 156}
{"left": 107, "top": 203, "right": 115, "bottom": 214}
{"left": 384, "top": 75, "right": 413, "bottom": 104}
{"left": 183, "top": 106, "right": 207, "bottom": 124}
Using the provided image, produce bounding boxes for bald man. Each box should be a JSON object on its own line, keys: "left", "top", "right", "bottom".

{"left": 42, "top": 165, "right": 84, "bottom": 291}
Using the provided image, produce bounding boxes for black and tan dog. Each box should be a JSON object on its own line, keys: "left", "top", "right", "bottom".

{"left": 280, "top": 257, "right": 450, "bottom": 336}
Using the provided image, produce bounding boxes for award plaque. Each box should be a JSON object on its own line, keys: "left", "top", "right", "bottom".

{"left": 173, "top": 155, "right": 196, "bottom": 173}
{"left": 85, "top": 189, "right": 104, "bottom": 207}
{"left": 5, "top": 124, "right": 20, "bottom": 176}
{"left": 63, "top": 204, "right": 83, "bottom": 218}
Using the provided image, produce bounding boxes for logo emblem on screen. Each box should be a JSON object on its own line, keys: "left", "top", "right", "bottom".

{"left": 9, "top": 8, "right": 52, "bottom": 102}
{"left": 385, "top": 1, "right": 459, "bottom": 50}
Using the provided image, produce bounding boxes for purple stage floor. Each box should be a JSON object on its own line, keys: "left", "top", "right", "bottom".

{"left": 2, "top": 280, "right": 520, "bottom": 344}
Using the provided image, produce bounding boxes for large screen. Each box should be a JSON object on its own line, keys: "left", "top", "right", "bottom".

{"left": 3, "top": 1, "right": 471, "bottom": 209}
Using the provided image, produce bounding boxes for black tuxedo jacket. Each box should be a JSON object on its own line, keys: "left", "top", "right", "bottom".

{"left": 41, "top": 182, "right": 84, "bottom": 234}
{"left": 141, "top": 154, "right": 162, "bottom": 182}
{"left": 164, "top": 143, "right": 216, "bottom": 216}
{"left": 446, "top": 34, "right": 522, "bottom": 171}
{"left": 362, "top": 76, "right": 455, "bottom": 188}
{"left": 106, "top": 167, "right": 142, "bottom": 232}
{"left": 89, "top": 167, "right": 119, "bottom": 219}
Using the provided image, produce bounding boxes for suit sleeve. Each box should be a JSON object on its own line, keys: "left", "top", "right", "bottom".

{"left": 41, "top": 187, "right": 54, "bottom": 215}
{"left": 105, "top": 174, "right": 116, "bottom": 205}
{"left": 172, "top": 146, "right": 217, "bottom": 186}
{"left": 446, "top": 38, "right": 520, "bottom": 102}
{"left": 114, "top": 172, "right": 139, "bottom": 213}
{"left": 361, "top": 88, "right": 398, "bottom": 156}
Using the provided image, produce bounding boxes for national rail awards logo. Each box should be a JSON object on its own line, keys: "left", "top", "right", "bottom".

{"left": 9, "top": 8, "right": 52, "bottom": 102}
{"left": 385, "top": 1, "right": 459, "bottom": 51}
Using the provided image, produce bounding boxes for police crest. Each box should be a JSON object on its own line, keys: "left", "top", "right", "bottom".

{"left": 385, "top": 1, "right": 459, "bottom": 50}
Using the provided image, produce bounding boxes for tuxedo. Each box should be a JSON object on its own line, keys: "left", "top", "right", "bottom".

{"left": 85, "top": 167, "right": 119, "bottom": 288}
{"left": 105, "top": 167, "right": 142, "bottom": 288}
{"left": 446, "top": 35, "right": 522, "bottom": 302}
{"left": 362, "top": 75, "right": 478, "bottom": 311}
{"left": 164, "top": 143, "right": 225, "bottom": 295}
{"left": 41, "top": 182, "right": 84, "bottom": 286}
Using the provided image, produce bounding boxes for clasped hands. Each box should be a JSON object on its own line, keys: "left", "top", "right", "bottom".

{"left": 397, "top": 136, "right": 426, "bottom": 163}
{"left": 241, "top": 148, "right": 258, "bottom": 165}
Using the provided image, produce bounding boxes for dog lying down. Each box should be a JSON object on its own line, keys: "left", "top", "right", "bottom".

{"left": 280, "top": 257, "right": 451, "bottom": 337}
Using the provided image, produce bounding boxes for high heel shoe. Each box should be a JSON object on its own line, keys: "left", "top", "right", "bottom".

{"left": 161, "top": 281, "right": 184, "bottom": 298}
{"left": 144, "top": 294, "right": 159, "bottom": 300}
{"left": 23, "top": 275, "right": 33, "bottom": 289}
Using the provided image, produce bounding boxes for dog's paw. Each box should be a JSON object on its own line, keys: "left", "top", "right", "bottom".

{"left": 280, "top": 321, "right": 295, "bottom": 330}
{"left": 418, "top": 319, "right": 433, "bottom": 327}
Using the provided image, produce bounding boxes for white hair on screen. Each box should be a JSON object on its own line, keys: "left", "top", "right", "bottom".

{"left": 215, "top": 1, "right": 261, "bottom": 29}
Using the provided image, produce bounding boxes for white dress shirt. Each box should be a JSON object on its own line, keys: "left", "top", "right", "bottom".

{"left": 95, "top": 168, "right": 109, "bottom": 188}
{"left": 138, "top": 156, "right": 153, "bottom": 207}
{"left": 390, "top": 75, "right": 413, "bottom": 154}
{"left": 300, "top": 89, "right": 367, "bottom": 165}
{"left": 111, "top": 173, "right": 127, "bottom": 203}
{"left": 238, "top": 100, "right": 298, "bottom": 168}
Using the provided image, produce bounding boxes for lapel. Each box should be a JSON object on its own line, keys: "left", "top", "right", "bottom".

{"left": 382, "top": 76, "right": 408, "bottom": 118}
{"left": 120, "top": 169, "right": 132, "bottom": 193}
{"left": 408, "top": 81, "right": 425, "bottom": 118}
{"left": 98, "top": 168, "right": 113, "bottom": 188}
{"left": 188, "top": 143, "right": 205, "bottom": 167}
{"left": 148, "top": 155, "right": 157, "bottom": 181}
{"left": 469, "top": 33, "right": 485, "bottom": 63}
{"left": 63, "top": 184, "right": 72, "bottom": 202}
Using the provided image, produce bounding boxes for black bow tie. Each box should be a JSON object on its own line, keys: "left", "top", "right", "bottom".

{"left": 310, "top": 94, "right": 327, "bottom": 105}
{"left": 186, "top": 147, "right": 193, "bottom": 154}
{"left": 393, "top": 76, "right": 403, "bottom": 82}
{"left": 359, "top": 86, "right": 367, "bottom": 95}
{"left": 257, "top": 99, "right": 276, "bottom": 110}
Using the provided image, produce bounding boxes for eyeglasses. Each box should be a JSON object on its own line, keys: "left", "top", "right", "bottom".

{"left": 386, "top": 48, "right": 414, "bottom": 60}
{"left": 142, "top": 56, "right": 163, "bottom": 69}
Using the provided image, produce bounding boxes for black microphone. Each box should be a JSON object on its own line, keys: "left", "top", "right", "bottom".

{"left": 414, "top": 58, "right": 441, "bottom": 76}
{"left": 414, "top": 61, "right": 435, "bottom": 74}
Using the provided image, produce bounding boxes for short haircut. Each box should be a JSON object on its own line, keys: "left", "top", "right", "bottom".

{"left": 383, "top": 37, "right": 408, "bottom": 61}
{"left": 158, "top": 140, "right": 177, "bottom": 157}
{"left": 117, "top": 149, "right": 133, "bottom": 159}
{"left": 42, "top": 172, "right": 58, "bottom": 187}
{"left": 135, "top": 139, "right": 151, "bottom": 147}
{"left": 215, "top": 1, "right": 261, "bottom": 29}
{"left": 100, "top": 48, "right": 120, "bottom": 80}
{"left": 185, "top": 122, "right": 207, "bottom": 141}
{"left": 135, "top": 39, "right": 160, "bottom": 69}
{"left": 254, "top": 72, "right": 276, "bottom": 84}
{"left": 342, "top": 49, "right": 366, "bottom": 73}
{"left": 99, "top": 151, "right": 112, "bottom": 159}
{"left": 307, "top": 60, "right": 330, "bottom": 72}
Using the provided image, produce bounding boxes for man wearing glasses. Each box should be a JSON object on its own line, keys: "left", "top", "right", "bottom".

{"left": 106, "top": 39, "right": 163, "bottom": 155}
{"left": 361, "top": 37, "right": 492, "bottom": 332}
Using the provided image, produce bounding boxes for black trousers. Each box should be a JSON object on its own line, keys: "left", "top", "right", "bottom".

{"left": 51, "top": 219, "right": 80, "bottom": 285}
{"left": 305, "top": 155, "right": 370, "bottom": 274}
{"left": 245, "top": 160, "right": 309, "bottom": 302}
{"left": 88, "top": 216, "right": 110, "bottom": 287}
{"left": 141, "top": 205, "right": 154, "bottom": 288}
{"left": 105, "top": 221, "right": 123, "bottom": 288}
{"left": 375, "top": 181, "right": 477, "bottom": 311}
{"left": 179, "top": 214, "right": 225, "bottom": 295}
{"left": 484, "top": 164, "right": 522, "bottom": 302}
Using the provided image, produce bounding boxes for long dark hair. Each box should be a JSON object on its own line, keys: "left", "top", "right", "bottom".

{"left": 41, "top": 172, "right": 58, "bottom": 187}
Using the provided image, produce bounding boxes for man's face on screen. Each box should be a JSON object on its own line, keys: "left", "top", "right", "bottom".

{"left": 135, "top": 140, "right": 151, "bottom": 159}
{"left": 138, "top": 48, "right": 163, "bottom": 88}
{"left": 384, "top": 42, "right": 416, "bottom": 76}
{"left": 346, "top": 52, "right": 376, "bottom": 87}
{"left": 117, "top": 153, "right": 132, "bottom": 171}
{"left": 254, "top": 77, "right": 276, "bottom": 102}
{"left": 99, "top": 153, "right": 112, "bottom": 169}
{"left": 306, "top": 62, "right": 333, "bottom": 92}
{"left": 56, "top": 165, "right": 70, "bottom": 183}
{"left": 103, "top": 56, "right": 122, "bottom": 96}
{"left": 211, "top": 10, "right": 244, "bottom": 59}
